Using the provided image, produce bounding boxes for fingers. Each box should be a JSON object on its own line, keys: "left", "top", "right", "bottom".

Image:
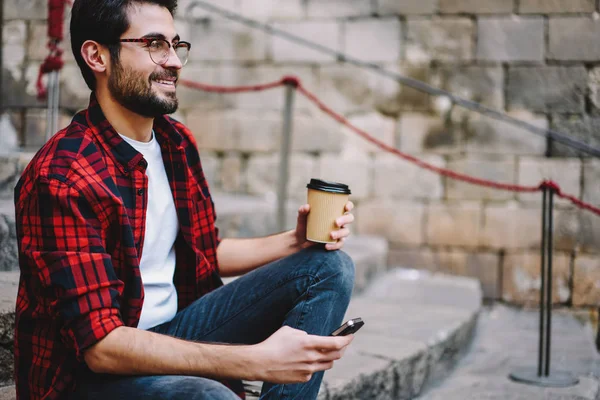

{"left": 344, "top": 201, "right": 354, "bottom": 212}
{"left": 325, "top": 237, "right": 345, "bottom": 251}
{"left": 331, "top": 228, "right": 350, "bottom": 240}
{"left": 298, "top": 204, "right": 310, "bottom": 214}
{"left": 335, "top": 213, "right": 355, "bottom": 228}
{"left": 306, "top": 333, "right": 353, "bottom": 351}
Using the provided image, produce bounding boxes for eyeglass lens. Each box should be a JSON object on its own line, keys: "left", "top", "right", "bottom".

{"left": 149, "top": 40, "right": 189, "bottom": 66}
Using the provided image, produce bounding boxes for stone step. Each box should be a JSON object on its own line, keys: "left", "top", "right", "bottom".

{"left": 0, "top": 269, "right": 479, "bottom": 399}
{"left": 318, "top": 268, "right": 482, "bottom": 400}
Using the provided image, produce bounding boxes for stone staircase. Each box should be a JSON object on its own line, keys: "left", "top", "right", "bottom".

{"left": 0, "top": 151, "right": 483, "bottom": 399}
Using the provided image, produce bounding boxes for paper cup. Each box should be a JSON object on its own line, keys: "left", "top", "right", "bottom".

{"left": 306, "top": 179, "right": 351, "bottom": 244}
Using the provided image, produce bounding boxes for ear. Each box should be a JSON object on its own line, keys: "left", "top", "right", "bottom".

{"left": 81, "top": 40, "right": 109, "bottom": 74}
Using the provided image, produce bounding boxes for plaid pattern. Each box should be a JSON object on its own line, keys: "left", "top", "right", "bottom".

{"left": 14, "top": 94, "right": 244, "bottom": 399}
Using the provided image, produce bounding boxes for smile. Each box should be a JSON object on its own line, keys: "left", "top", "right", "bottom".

{"left": 153, "top": 79, "right": 177, "bottom": 88}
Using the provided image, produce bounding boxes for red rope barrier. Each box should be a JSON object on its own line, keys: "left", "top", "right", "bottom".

{"left": 178, "top": 77, "right": 600, "bottom": 216}
{"left": 37, "top": 0, "right": 69, "bottom": 99}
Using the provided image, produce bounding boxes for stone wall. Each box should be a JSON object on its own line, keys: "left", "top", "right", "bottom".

{"left": 2, "top": 0, "right": 600, "bottom": 308}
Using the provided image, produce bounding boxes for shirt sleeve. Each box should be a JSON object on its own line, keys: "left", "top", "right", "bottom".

{"left": 17, "top": 176, "right": 125, "bottom": 362}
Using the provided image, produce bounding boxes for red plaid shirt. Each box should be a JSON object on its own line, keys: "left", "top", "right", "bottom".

{"left": 13, "top": 94, "right": 244, "bottom": 399}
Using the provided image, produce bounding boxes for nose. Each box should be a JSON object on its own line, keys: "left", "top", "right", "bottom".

{"left": 163, "top": 45, "right": 183, "bottom": 70}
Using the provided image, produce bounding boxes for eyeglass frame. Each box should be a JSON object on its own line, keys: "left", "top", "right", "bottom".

{"left": 117, "top": 38, "right": 192, "bottom": 66}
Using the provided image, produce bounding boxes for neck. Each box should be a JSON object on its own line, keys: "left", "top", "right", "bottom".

{"left": 95, "top": 86, "right": 154, "bottom": 143}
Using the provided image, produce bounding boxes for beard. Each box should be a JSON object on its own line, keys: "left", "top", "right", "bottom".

{"left": 107, "top": 61, "right": 179, "bottom": 118}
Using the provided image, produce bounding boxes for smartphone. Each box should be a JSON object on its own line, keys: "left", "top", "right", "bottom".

{"left": 330, "top": 318, "right": 364, "bottom": 336}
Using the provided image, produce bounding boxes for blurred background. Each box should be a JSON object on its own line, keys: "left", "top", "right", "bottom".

{"left": 1, "top": 0, "right": 599, "bottom": 321}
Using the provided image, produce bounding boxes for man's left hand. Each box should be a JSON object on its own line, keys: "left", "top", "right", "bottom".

{"left": 294, "top": 201, "right": 355, "bottom": 251}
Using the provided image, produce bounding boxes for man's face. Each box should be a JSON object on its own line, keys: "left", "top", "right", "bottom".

{"left": 107, "top": 3, "right": 183, "bottom": 117}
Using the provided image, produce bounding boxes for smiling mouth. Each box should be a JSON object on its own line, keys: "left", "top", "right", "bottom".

{"left": 153, "top": 79, "right": 177, "bottom": 88}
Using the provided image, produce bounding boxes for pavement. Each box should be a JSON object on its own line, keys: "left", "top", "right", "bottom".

{"left": 419, "top": 305, "right": 600, "bottom": 400}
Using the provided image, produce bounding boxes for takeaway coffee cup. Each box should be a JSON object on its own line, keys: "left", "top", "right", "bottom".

{"left": 306, "top": 179, "right": 351, "bottom": 244}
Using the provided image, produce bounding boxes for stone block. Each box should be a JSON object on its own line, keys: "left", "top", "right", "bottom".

{"left": 246, "top": 153, "right": 318, "bottom": 201}
{"left": 272, "top": 21, "right": 340, "bottom": 62}
{"left": 3, "top": 21, "right": 26, "bottom": 75}
{"left": 186, "top": 110, "right": 239, "bottom": 151}
{"left": 343, "top": 19, "right": 401, "bottom": 63}
{"left": 406, "top": 18, "right": 474, "bottom": 62}
{"left": 4, "top": 0, "right": 47, "bottom": 19}
{"left": 373, "top": 153, "right": 444, "bottom": 200}
{"left": 188, "top": 21, "right": 267, "bottom": 62}
{"left": 214, "top": 65, "right": 318, "bottom": 111}
{"left": 318, "top": 63, "right": 429, "bottom": 116}
{"left": 590, "top": 67, "right": 600, "bottom": 115}
{"left": 502, "top": 252, "right": 571, "bottom": 305}
{"left": 573, "top": 256, "right": 600, "bottom": 307}
{"left": 176, "top": 0, "right": 238, "bottom": 20}
{"left": 431, "top": 66, "right": 504, "bottom": 110}
{"left": 549, "top": 17, "right": 600, "bottom": 61}
{"left": 519, "top": 0, "right": 595, "bottom": 13}
{"left": 465, "top": 111, "right": 547, "bottom": 156}
{"left": 239, "top": 0, "right": 304, "bottom": 19}
{"left": 340, "top": 112, "right": 396, "bottom": 155}
{"left": 439, "top": 0, "right": 514, "bottom": 13}
{"left": 307, "top": 0, "right": 372, "bottom": 18}
{"left": 356, "top": 200, "right": 425, "bottom": 246}
{"left": 426, "top": 202, "right": 482, "bottom": 247}
{"left": 397, "top": 113, "right": 453, "bottom": 154}
{"left": 177, "top": 65, "right": 224, "bottom": 110}
{"left": 465, "top": 252, "right": 500, "bottom": 299}
{"left": 318, "top": 153, "right": 371, "bottom": 200}
{"left": 578, "top": 210, "right": 600, "bottom": 255}
{"left": 198, "top": 152, "right": 219, "bottom": 189}
{"left": 0, "top": 156, "right": 19, "bottom": 200}
{"left": 481, "top": 204, "right": 540, "bottom": 250}
{"left": 237, "top": 111, "right": 280, "bottom": 152}
{"left": 378, "top": 0, "right": 436, "bottom": 14}
{"left": 27, "top": 22, "right": 49, "bottom": 62}
{"left": 507, "top": 67, "right": 587, "bottom": 113}
{"left": 477, "top": 17, "right": 544, "bottom": 62}
{"left": 59, "top": 63, "right": 90, "bottom": 110}
{"left": 582, "top": 160, "right": 600, "bottom": 207}
{"left": 550, "top": 116, "right": 600, "bottom": 158}
{"left": 23, "top": 109, "right": 48, "bottom": 148}
{"left": 446, "top": 156, "right": 516, "bottom": 201}
{"left": 219, "top": 154, "right": 243, "bottom": 193}
{"left": 387, "top": 247, "right": 435, "bottom": 271}
{"left": 292, "top": 113, "right": 342, "bottom": 153}
{"left": 517, "top": 158, "right": 581, "bottom": 205}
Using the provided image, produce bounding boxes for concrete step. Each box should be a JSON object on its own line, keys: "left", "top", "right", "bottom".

{"left": 419, "top": 305, "right": 600, "bottom": 400}
{"left": 317, "top": 268, "right": 482, "bottom": 400}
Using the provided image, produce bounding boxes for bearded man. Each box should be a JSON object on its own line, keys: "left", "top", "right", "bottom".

{"left": 13, "top": 1, "right": 356, "bottom": 399}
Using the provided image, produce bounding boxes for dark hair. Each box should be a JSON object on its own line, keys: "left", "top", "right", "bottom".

{"left": 70, "top": 0, "right": 178, "bottom": 90}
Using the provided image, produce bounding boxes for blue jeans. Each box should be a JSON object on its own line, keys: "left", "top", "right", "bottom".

{"left": 73, "top": 246, "right": 355, "bottom": 399}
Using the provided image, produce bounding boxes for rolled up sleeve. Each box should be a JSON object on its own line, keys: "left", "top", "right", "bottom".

{"left": 19, "top": 176, "right": 124, "bottom": 361}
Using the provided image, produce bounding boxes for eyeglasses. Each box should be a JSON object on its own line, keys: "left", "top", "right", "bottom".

{"left": 118, "top": 38, "right": 191, "bottom": 66}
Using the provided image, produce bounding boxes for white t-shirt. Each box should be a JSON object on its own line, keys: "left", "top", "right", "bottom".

{"left": 119, "top": 132, "right": 179, "bottom": 330}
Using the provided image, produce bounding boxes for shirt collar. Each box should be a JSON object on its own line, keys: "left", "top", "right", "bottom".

{"left": 81, "top": 92, "right": 184, "bottom": 174}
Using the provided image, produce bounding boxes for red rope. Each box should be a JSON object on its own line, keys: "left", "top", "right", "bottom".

{"left": 169, "top": 77, "right": 600, "bottom": 216}
{"left": 37, "top": 0, "right": 69, "bottom": 99}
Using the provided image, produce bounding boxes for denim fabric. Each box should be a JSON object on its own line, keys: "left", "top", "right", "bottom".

{"left": 73, "top": 246, "right": 355, "bottom": 400}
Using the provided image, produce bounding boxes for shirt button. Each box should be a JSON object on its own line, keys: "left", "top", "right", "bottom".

{"left": 137, "top": 188, "right": 144, "bottom": 196}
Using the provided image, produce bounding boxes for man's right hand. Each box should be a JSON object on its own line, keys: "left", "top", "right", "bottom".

{"left": 249, "top": 326, "right": 354, "bottom": 384}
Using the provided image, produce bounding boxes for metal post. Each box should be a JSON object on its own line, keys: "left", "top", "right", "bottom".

{"left": 509, "top": 186, "right": 578, "bottom": 387}
{"left": 538, "top": 187, "right": 548, "bottom": 377}
{"left": 277, "top": 82, "right": 296, "bottom": 232}
{"left": 45, "top": 72, "right": 57, "bottom": 141}
{"left": 545, "top": 188, "right": 554, "bottom": 376}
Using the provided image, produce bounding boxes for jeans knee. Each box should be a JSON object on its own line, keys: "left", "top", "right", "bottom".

{"left": 313, "top": 248, "right": 355, "bottom": 296}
